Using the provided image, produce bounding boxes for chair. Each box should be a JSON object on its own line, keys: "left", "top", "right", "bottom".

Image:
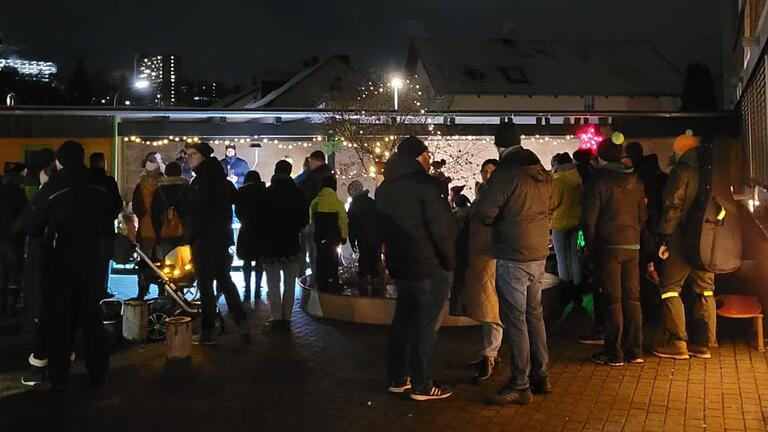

{"left": 716, "top": 294, "right": 765, "bottom": 351}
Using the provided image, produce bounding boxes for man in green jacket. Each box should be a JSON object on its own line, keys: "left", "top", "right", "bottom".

{"left": 309, "top": 176, "right": 348, "bottom": 291}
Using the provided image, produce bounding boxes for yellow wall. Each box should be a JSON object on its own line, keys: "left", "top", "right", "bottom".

{"left": 0, "top": 137, "right": 113, "bottom": 172}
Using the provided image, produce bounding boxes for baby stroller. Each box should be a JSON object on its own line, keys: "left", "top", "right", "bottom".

{"left": 135, "top": 244, "right": 226, "bottom": 341}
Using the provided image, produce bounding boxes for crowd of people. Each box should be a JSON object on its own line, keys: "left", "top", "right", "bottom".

{"left": 0, "top": 124, "right": 719, "bottom": 402}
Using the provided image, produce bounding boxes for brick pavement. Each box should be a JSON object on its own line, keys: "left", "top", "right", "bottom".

{"left": 0, "top": 297, "right": 767, "bottom": 432}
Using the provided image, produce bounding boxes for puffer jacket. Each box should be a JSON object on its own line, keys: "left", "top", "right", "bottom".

{"left": 658, "top": 148, "right": 699, "bottom": 238}
{"left": 550, "top": 164, "right": 582, "bottom": 230}
{"left": 375, "top": 152, "right": 456, "bottom": 281}
{"left": 234, "top": 179, "right": 267, "bottom": 260}
{"left": 347, "top": 193, "right": 380, "bottom": 250}
{"left": 581, "top": 162, "right": 647, "bottom": 249}
{"left": 309, "top": 187, "right": 349, "bottom": 243}
{"left": 476, "top": 148, "right": 552, "bottom": 262}
{"left": 261, "top": 174, "right": 309, "bottom": 259}
{"left": 182, "top": 156, "right": 236, "bottom": 251}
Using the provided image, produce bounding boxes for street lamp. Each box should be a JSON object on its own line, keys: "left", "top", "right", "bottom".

{"left": 134, "top": 79, "right": 150, "bottom": 90}
{"left": 390, "top": 76, "right": 403, "bottom": 111}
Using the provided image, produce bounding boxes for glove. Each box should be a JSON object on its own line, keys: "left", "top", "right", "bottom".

{"left": 657, "top": 235, "right": 671, "bottom": 260}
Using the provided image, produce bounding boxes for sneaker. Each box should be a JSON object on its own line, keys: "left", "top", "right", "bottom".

{"left": 192, "top": 333, "right": 217, "bottom": 346}
{"left": 387, "top": 377, "right": 412, "bottom": 394}
{"left": 652, "top": 340, "right": 689, "bottom": 360}
{"left": 591, "top": 352, "right": 624, "bottom": 366}
{"left": 487, "top": 387, "right": 533, "bottom": 405}
{"left": 625, "top": 350, "right": 645, "bottom": 364}
{"left": 21, "top": 366, "right": 46, "bottom": 386}
{"left": 410, "top": 382, "right": 453, "bottom": 401}
{"left": 688, "top": 344, "right": 712, "bottom": 359}
{"left": 577, "top": 332, "right": 605, "bottom": 345}
{"left": 530, "top": 377, "right": 552, "bottom": 395}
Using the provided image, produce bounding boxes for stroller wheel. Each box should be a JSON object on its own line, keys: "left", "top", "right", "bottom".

{"left": 215, "top": 314, "right": 225, "bottom": 335}
{"left": 147, "top": 312, "right": 169, "bottom": 341}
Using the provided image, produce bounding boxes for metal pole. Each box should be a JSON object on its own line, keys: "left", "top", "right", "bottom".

{"left": 394, "top": 87, "right": 399, "bottom": 111}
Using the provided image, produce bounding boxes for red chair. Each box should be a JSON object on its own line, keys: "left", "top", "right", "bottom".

{"left": 716, "top": 294, "right": 765, "bottom": 351}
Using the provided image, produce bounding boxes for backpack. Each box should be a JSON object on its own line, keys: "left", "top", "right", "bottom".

{"left": 682, "top": 136, "right": 741, "bottom": 273}
{"left": 158, "top": 187, "right": 184, "bottom": 240}
{"left": 138, "top": 177, "right": 158, "bottom": 241}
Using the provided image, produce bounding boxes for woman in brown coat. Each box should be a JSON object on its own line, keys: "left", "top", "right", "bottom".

{"left": 451, "top": 159, "right": 502, "bottom": 383}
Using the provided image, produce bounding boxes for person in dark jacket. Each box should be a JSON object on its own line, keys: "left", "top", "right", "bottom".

{"left": 151, "top": 161, "right": 189, "bottom": 258}
{"left": 581, "top": 139, "right": 647, "bottom": 366}
{"left": 573, "top": 149, "right": 596, "bottom": 184}
{"left": 220, "top": 143, "right": 249, "bottom": 188}
{"left": 235, "top": 170, "right": 267, "bottom": 305}
{"left": 346, "top": 180, "right": 381, "bottom": 283}
{"left": 652, "top": 133, "right": 715, "bottom": 360}
{"left": 28, "top": 141, "right": 118, "bottom": 391}
{"left": 0, "top": 162, "right": 28, "bottom": 316}
{"left": 376, "top": 136, "right": 456, "bottom": 401}
{"left": 88, "top": 152, "right": 124, "bottom": 298}
{"left": 296, "top": 150, "right": 334, "bottom": 280}
{"left": 310, "top": 176, "right": 348, "bottom": 292}
{"left": 476, "top": 123, "right": 553, "bottom": 406}
{"left": 261, "top": 160, "right": 309, "bottom": 329}
{"left": 184, "top": 142, "right": 248, "bottom": 345}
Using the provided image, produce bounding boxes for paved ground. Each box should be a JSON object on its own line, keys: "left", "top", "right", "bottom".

{"left": 0, "top": 279, "right": 767, "bottom": 431}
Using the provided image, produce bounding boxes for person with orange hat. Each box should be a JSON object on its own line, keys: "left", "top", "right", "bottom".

{"left": 652, "top": 131, "right": 715, "bottom": 360}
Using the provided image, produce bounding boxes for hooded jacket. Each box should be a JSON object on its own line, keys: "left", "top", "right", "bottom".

{"left": 310, "top": 187, "right": 349, "bottom": 243}
{"left": 581, "top": 162, "right": 647, "bottom": 249}
{"left": 658, "top": 148, "right": 699, "bottom": 237}
{"left": 375, "top": 152, "right": 456, "bottom": 281}
{"left": 261, "top": 174, "right": 309, "bottom": 259}
{"left": 550, "top": 164, "right": 583, "bottom": 230}
{"left": 182, "top": 156, "right": 236, "bottom": 251}
{"left": 88, "top": 167, "right": 123, "bottom": 237}
{"left": 347, "top": 192, "right": 380, "bottom": 250}
{"left": 476, "top": 148, "right": 552, "bottom": 262}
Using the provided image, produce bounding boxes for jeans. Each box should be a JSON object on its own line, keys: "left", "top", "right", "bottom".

{"left": 551, "top": 228, "right": 581, "bottom": 286}
{"left": 357, "top": 245, "right": 381, "bottom": 279}
{"left": 299, "top": 224, "right": 317, "bottom": 277}
{"left": 597, "top": 248, "right": 642, "bottom": 359}
{"left": 315, "top": 240, "right": 340, "bottom": 290}
{"left": 242, "top": 260, "right": 264, "bottom": 300}
{"left": 264, "top": 257, "right": 299, "bottom": 321}
{"left": 496, "top": 259, "right": 548, "bottom": 390}
{"left": 194, "top": 247, "right": 245, "bottom": 335}
{"left": 481, "top": 322, "right": 503, "bottom": 357}
{"left": 387, "top": 270, "right": 451, "bottom": 389}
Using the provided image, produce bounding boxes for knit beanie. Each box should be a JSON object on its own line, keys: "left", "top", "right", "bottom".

{"left": 397, "top": 136, "right": 428, "bottom": 158}
{"left": 191, "top": 141, "right": 214, "bottom": 158}
{"left": 321, "top": 175, "right": 337, "bottom": 191}
{"left": 56, "top": 140, "right": 85, "bottom": 167}
{"left": 673, "top": 132, "right": 701, "bottom": 155}
{"left": 494, "top": 122, "right": 521, "bottom": 148}
{"left": 597, "top": 138, "right": 623, "bottom": 163}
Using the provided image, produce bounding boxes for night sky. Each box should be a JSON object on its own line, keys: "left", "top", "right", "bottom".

{"left": 1, "top": 0, "right": 723, "bottom": 87}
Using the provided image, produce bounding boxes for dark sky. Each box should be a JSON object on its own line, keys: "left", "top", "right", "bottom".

{"left": 1, "top": 0, "right": 723, "bottom": 87}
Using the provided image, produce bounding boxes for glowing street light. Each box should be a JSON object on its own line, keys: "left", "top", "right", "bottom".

{"left": 390, "top": 76, "right": 404, "bottom": 111}
{"left": 134, "top": 79, "right": 150, "bottom": 90}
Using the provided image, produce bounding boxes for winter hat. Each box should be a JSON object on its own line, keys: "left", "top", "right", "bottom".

{"left": 321, "top": 175, "right": 337, "bottom": 191}
{"left": 494, "top": 122, "right": 521, "bottom": 148}
{"left": 551, "top": 152, "right": 573, "bottom": 167}
{"left": 397, "top": 136, "right": 428, "bottom": 158}
{"left": 224, "top": 143, "right": 236, "bottom": 151}
{"left": 56, "top": 140, "right": 85, "bottom": 167}
{"left": 673, "top": 130, "right": 701, "bottom": 155}
{"left": 597, "top": 138, "right": 623, "bottom": 163}
{"left": 481, "top": 159, "right": 499, "bottom": 169}
{"left": 165, "top": 161, "right": 182, "bottom": 177}
{"left": 190, "top": 141, "right": 214, "bottom": 158}
{"left": 347, "top": 180, "right": 366, "bottom": 197}
{"left": 309, "top": 150, "right": 326, "bottom": 163}
{"left": 572, "top": 149, "right": 593, "bottom": 164}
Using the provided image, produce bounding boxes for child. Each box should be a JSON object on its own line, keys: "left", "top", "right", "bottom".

{"left": 309, "top": 176, "right": 348, "bottom": 291}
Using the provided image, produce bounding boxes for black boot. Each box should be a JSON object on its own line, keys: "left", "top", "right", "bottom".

{"left": 242, "top": 268, "right": 252, "bottom": 305}
{"left": 474, "top": 356, "right": 496, "bottom": 384}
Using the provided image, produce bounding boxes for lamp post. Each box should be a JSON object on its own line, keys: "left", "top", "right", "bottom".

{"left": 390, "top": 76, "right": 403, "bottom": 111}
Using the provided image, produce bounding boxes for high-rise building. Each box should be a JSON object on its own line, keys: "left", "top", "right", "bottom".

{"left": 0, "top": 58, "right": 57, "bottom": 81}
{"left": 134, "top": 54, "right": 180, "bottom": 106}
